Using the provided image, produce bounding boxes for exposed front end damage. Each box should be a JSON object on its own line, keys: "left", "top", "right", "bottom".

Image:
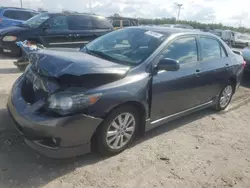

{"left": 7, "top": 48, "right": 132, "bottom": 158}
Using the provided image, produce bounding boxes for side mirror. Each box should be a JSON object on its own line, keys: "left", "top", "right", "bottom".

{"left": 156, "top": 58, "right": 180, "bottom": 71}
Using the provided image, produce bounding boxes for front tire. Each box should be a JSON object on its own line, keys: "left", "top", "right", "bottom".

{"left": 96, "top": 105, "right": 140, "bottom": 156}
{"left": 215, "top": 84, "right": 234, "bottom": 111}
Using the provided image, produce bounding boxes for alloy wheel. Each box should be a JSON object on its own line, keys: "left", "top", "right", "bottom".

{"left": 106, "top": 112, "right": 136, "bottom": 150}
{"left": 220, "top": 85, "right": 233, "bottom": 108}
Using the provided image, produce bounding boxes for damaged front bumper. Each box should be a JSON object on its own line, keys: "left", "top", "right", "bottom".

{"left": 7, "top": 76, "right": 103, "bottom": 158}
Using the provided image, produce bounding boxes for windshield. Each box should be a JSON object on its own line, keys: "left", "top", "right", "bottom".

{"left": 23, "top": 13, "right": 50, "bottom": 28}
{"left": 82, "top": 28, "right": 167, "bottom": 65}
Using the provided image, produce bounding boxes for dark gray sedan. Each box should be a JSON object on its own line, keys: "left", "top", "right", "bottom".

{"left": 7, "top": 27, "right": 244, "bottom": 158}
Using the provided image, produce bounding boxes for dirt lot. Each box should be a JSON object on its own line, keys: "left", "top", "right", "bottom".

{"left": 1, "top": 53, "right": 250, "bottom": 188}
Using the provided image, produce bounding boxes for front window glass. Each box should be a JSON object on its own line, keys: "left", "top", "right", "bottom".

{"left": 82, "top": 28, "right": 167, "bottom": 65}
{"left": 24, "top": 13, "right": 50, "bottom": 28}
{"left": 163, "top": 37, "right": 198, "bottom": 64}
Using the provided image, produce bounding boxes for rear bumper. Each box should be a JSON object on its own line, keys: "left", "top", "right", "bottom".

{"left": 7, "top": 76, "right": 103, "bottom": 158}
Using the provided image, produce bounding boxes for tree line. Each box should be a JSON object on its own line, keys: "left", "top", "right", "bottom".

{"left": 138, "top": 17, "right": 250, "bottom": 33}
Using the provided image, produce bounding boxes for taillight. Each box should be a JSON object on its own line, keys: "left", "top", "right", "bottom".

{"left": 0, "top": 18, "right": 2, "bottom": 22}
{"left": 243, "top": 60, "right": 246, "bottom": 68}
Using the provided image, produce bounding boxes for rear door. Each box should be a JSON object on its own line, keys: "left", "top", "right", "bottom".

{"left": 40, "top": 15, "right": 75, "bottom": 48}
{"left": 67, "top": 15, "right": 96, "bottom": 48}
{"left": 197, "top": 36, "right": 231, "bottom": 102}
{"left": 151, "top": 36, "right": 203, "bottom": 122}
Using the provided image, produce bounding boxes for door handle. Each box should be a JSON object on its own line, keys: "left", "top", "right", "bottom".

{"left": 225, "top": 63, "right": 229, "bottom": 68}
{"left": 194, "top": 69, "right": 200, "bottom": 77}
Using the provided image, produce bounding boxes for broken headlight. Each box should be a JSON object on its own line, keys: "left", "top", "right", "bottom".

{"left": 47, "top": 92, "right": 102, "bottom": 115}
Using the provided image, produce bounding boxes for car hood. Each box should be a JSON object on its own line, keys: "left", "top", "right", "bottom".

{"left": 29, "top": 49, "right": 131, "bottom": 78}
{"left": 0, "top": 26, "right": 28, "bottom": 36}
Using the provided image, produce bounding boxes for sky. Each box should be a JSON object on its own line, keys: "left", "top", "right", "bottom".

{"left": 1, "top": 0, "right": 250, "bottom": 27}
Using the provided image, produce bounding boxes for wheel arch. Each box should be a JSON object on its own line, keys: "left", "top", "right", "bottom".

{"left": 90, "top": 100, "right": 147, "bottom": 150}
{"left": 104, "top": 101, "right": 147, "bottom": 133}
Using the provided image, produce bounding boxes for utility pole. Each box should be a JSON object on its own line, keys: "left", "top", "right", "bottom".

{"left": 239, "top": 19, "right": 242, "bottom": 27}
{"left": 20, "top": 0, "right": 23, "bottom": 8}
{"left": 176, "top": 3, "right": 183, "bottom": 21}
{"left": 89, "top": 0, "right": 92, "bottom": 12}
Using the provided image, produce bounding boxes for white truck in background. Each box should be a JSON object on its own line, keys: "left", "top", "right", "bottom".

{"left": 233, "top": 33, "right": 250, "bottom": 48}
{"left": 210, "top": 29, "right": 236, "bottom": 47}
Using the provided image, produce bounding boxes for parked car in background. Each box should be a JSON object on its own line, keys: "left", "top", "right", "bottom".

{"left": 210, "top": 29, "right": 235, "bottom": 47}
{"left": 241, "top": 47, "right": 250, "bottom": 71}
{"left": 108, "top": 16, "right": 139, "bottom": 30}
{"left": 0, "top": 12, "right": 113, "bottom": 56}
{"left": 7, "top": 26, "right": 244, "bottom": 158}
{"left": 0, "top": 7, "right": 38, "bottom": 29}
{"left": 233, "top": 33, "right": 250, "bottom": 48}
{"left": 163, "top": 24, "right": 194, "bottom": 29}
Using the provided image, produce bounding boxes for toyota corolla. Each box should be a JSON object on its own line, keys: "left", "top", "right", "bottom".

{"left": 7, "top": 27, "right": 244, "bottom": 158}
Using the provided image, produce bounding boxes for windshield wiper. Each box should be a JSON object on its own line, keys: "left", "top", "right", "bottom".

{"left": 83, "top": 47, "right": 133, "bottom": 65}
{"left": 88, "top": 49, "right": 121, "bottom": 62}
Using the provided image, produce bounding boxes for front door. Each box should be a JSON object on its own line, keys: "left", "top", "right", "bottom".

{"left": 40, "top": 15, "right": 75, "bottom": 48}
{"left": 151, "top": 36, "right": 203, "bottom": 122}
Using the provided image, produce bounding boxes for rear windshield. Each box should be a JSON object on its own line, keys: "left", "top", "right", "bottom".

{"left": 3, "top": 10, "right": 37, "bottom": 21}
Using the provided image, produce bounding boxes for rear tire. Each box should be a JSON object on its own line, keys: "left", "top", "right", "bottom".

{"left": 215, "top": 83, "right": 234, "bottom": 111}
{"left": 95, "top": 105, "right": 140, "bottom": 156}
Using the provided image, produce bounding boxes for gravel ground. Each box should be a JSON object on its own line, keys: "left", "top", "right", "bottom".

{"left": 1, "top": 53, "right": 250, "bottom": 188}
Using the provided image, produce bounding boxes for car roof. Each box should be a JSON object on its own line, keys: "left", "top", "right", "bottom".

{"left": 47, "top": 12, "right": 108, "bottom": 19}
{"left": 0, "top": 7, "right": 37, "bottom": 12}
{"left": 130, "top": 26, "right": 212, "bottom": 37}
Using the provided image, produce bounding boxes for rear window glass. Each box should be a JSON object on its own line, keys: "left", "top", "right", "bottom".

{"left": 200, "top": 37, "right": 221, "bottom": 60}
{"left": 49, "top": 16, "right": 68, "bottom": 29}
{"left": 3, "top": 10, "right": 36, "bottom": 21}
{"left": 113, "top": 20, "right": 121, "bottom": 27}
{"left": 123, "top": 20, "right": 130, "bottom": 27}
{"left": 68, "top": 15, "right": 92, "bottom": 30}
